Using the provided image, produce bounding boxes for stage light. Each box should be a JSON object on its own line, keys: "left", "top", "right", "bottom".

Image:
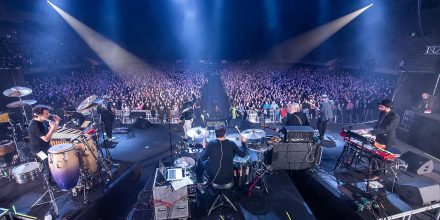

{"left": 47, "top": 1, "right": 149, "bottom": 73}
{"left": 267, "top": 4, "right": 373, "bottom": 62}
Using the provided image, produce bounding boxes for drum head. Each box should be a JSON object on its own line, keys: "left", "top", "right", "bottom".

{"left": 175, "top": 157, "right": 196, "bottom": 168}
{"left": 12, "top": 162, "right": 40, "bottom": 175}
{"left": 48, "top": 143, "right": 75, "bottom": 153}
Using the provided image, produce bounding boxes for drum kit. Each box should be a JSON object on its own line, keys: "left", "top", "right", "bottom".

{"left": 174, "top": 126, "right": 273, "bottom": 191}
{"left": 0, "top": 92, "right": 115, "bottom": 217}
{"left": 0, "top": 86, "right": 37, "bottom": 180}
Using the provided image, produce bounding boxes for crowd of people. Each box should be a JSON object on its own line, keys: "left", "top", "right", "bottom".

{"left": 26, "top": 65, "right": 208, "bottom": 120}
{"left": 221, "top": 64, "right": 396, "bottom": 123}
{"left": 24, "top": 63, "right": 396, "bottom": 124}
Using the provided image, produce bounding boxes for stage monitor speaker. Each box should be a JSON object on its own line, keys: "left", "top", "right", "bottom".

{"left": 271, "top": 142, "right": 321, "bottom": 170}
{"left": 134, "top": 118, "right": 151, "bottom": 129}
{"left": 396, "top": 180, "right": 440, "bottom": 206}
{"left": 400, "top": 151, "right": 433, "bottom": 175}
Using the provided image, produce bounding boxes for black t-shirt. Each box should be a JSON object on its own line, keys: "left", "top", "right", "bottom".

{"left": 28, "top": 119, "right": 51, "bottom": 154}
{"left": 200, "top": 139, "right": 246, "bottom": 184}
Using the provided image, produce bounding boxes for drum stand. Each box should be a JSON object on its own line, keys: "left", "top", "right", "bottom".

{"left": 247, "top": 152, "right": 271, "bottom": 195}
{"left": 74, "top": 149, "right": 91, "bottom": 204}
{"left": 31, "top": 166, "right": 68, "bottom": 217}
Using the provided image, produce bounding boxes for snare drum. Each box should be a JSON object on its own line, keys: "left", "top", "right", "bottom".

{"left": 0, "top": 140, "right": 14, "bottom": 157}
{"left": 74, "top": 139, "right": 98, "bottom": 174}
{"left": 48, "top": 144, "right": 80, "bottom": 190}
{"left": 11, "top": 162, "right": 42, "bottom": 184}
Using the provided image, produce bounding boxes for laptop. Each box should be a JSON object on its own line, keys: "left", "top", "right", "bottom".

{"left": 158, "top": 160, "right": 184, "bottom": 181}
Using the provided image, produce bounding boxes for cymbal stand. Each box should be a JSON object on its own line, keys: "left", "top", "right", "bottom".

{"left": 17, "top": 96, "right": 29, "bottom": 125}
{"left": 8, "top": 119, "right": 26, "bottom": 162}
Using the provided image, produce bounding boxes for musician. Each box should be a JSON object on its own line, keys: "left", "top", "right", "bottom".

{"left": 97, "top": 100, "right": 116, "bottom": 143}
{"left": 317, "top": 94, "right": 334, "bottom": 141}
{"left": 28, "top": 105, "right": 60, "bottom": 155}
{"left": 370, "top": 99, "right": 400, "bottom": 149}
{"left": 279, "top": 103, "right": 309, "bottom": 139}
{"left": 180, "top": 93, "right": 197, "bottom": 140}
{"left": 199, "top": 126, "right": 247, "bottom": 184}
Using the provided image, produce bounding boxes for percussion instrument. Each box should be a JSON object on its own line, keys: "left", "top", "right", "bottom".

{"left": 174, "top": 157, "right": 196, "bottom": 169}
{"left": 247, "top": 110, "right": 259, "bottom": 123}
{"left": 0, "top": 140, "right": 14, "bottom": 157}
{"left": 226, "top": 133, "right": 242, "bottom": 147}
{"left": 48, "top": 144, "right": 80, "bottom": 190}
{"left": 75, "top": 138, "right": 98, "bottom": 174}
{"left": 77, "top": 95, "right": 103, "bottom": 113}
{"left": 11, "top": 162, "right": 42, "bottom": 184}
{"left": 50, "top": 127, "right": 82, "bottom": 146}
{"left": 6, "top": 100, "right": 37, "bottom": 108}
{"left": 3, "top": 86, "right": 32, "bottom": 97}
{"left": 242, "top": 129, "right": 269, "bottom": 152}
{"left": 187, "top": 127, "right": 209, "bottom": 139}
{"left": 233, "top": 153, "right": 251, "bottom": 187}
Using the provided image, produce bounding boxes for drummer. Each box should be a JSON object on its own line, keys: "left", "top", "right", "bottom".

{"left": 28, "top": 105, "right": 60, "bottom": 156}
{"left": 198, "top": 126, "right": 247, "bottom": 185}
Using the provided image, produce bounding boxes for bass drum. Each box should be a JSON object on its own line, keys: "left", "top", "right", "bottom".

{"left": 48, "top": 144, "right": 80, "bottom": 191}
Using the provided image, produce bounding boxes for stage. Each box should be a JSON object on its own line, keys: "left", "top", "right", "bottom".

{"left": 292, "top": 123, "right": 440, "bottom": 220}
{"left": 0, "top": 160, "right": 142, "bottom": 219}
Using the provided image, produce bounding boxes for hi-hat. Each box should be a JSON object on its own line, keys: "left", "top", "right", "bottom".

{"left": 77, "top": 95, "right": 103, "bottom": 113}
{"left": 3, "top": 86, "right": 32, "bottom": 97}
{"left": 187, "top": 127, "right": 208, "bottom": 139}
{"left": 174, "top": 157, "right": 196, "bottom": 169}
{"left": 242, "top": 129, "right": 266, "bottom": 140}
{"left": 226, "top": 133, "right": 242, "bottom": 147}
{"left": 6, "top": 100, "right": 37, "bottom": 108}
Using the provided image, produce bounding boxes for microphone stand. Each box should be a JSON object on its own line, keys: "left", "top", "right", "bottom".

{"left": 168, "top": 109, "right": 174, "bottom": 163}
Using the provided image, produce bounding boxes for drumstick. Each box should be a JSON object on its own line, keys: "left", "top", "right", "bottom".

{"left": 234, "top": 126, "right": 241, "bottom": 135}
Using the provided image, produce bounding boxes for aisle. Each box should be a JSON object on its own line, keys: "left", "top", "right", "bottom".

{"left": 200, "top": 71, "right": 230, "bottom": 119}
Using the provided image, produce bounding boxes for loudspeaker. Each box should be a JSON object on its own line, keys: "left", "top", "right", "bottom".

{"left": 396, "top": 180, "right": 440, "bottom": 206}
{"left": 271, "top": 142, "right": 321, "bottom": 170}
{"left": 400, "top": 151, "right": 433, "bottom": 175}
{"left": 134, "top": 118, "right": 151, "bottom": 129}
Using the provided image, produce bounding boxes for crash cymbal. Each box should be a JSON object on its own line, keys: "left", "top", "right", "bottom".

{"left": 242, "top": 129, "right": 266, "bottom": 140}
{"left": 3, "top": 86, "right": 32, "bottom": 97}
{"left": 77, "top": 95, "right": 103, "bottom": 112}
{"left": 6, "top": 100, "right": 37, "bottom": 108}
{"left": 226, "top": 133, "right": 242, "bottom": 147}
{"left": 187, "top": 127, "right": 209, "bottom": 139}
{"left": 0, "top": 113, "right": 10, "bottom": 123}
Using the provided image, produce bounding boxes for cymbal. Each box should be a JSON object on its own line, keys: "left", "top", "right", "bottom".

{"left": 248, "top": 145, "right": 271, "bottom": 153}
{"left": 3, "top": 86, "right": 32, "bottom": 97}
{"left": 226, "top": 133, "right": 242, "bottom": 147}
{"left": 0, "top": 113, "right": 10, "bottom": 123}
{"left": 174, "top": 157, "right": 196, "bottom": 169}
{"left": 187, "top": 127, "right": 209, "bottom": 139}
{"left": 77, "top": 95, "right": 103, "bottom": 112}
{"left": 242, "top": 129, "right": 266, "bottom": 140}
{"left": 6, "top": 100, "right": 37, "bottom": 108}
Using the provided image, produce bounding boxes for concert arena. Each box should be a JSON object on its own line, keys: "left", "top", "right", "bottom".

{"left": 1, "top": 0, "right": 440, "bottom": 219}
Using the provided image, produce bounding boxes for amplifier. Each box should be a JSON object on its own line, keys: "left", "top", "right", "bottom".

{"left": 285, "top": 126, "right": 315, "bottom": 143}
{"left": 152, "top": 169, "right": 189, "bottom": 220}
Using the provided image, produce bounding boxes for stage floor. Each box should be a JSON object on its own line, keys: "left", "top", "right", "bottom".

{"left": 0, "top": 160, "right": 141, "bottom": 219}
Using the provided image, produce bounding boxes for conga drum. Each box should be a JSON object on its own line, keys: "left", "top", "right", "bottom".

{"left": 48, "top": 144, "right": 80, "bottom": 190}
